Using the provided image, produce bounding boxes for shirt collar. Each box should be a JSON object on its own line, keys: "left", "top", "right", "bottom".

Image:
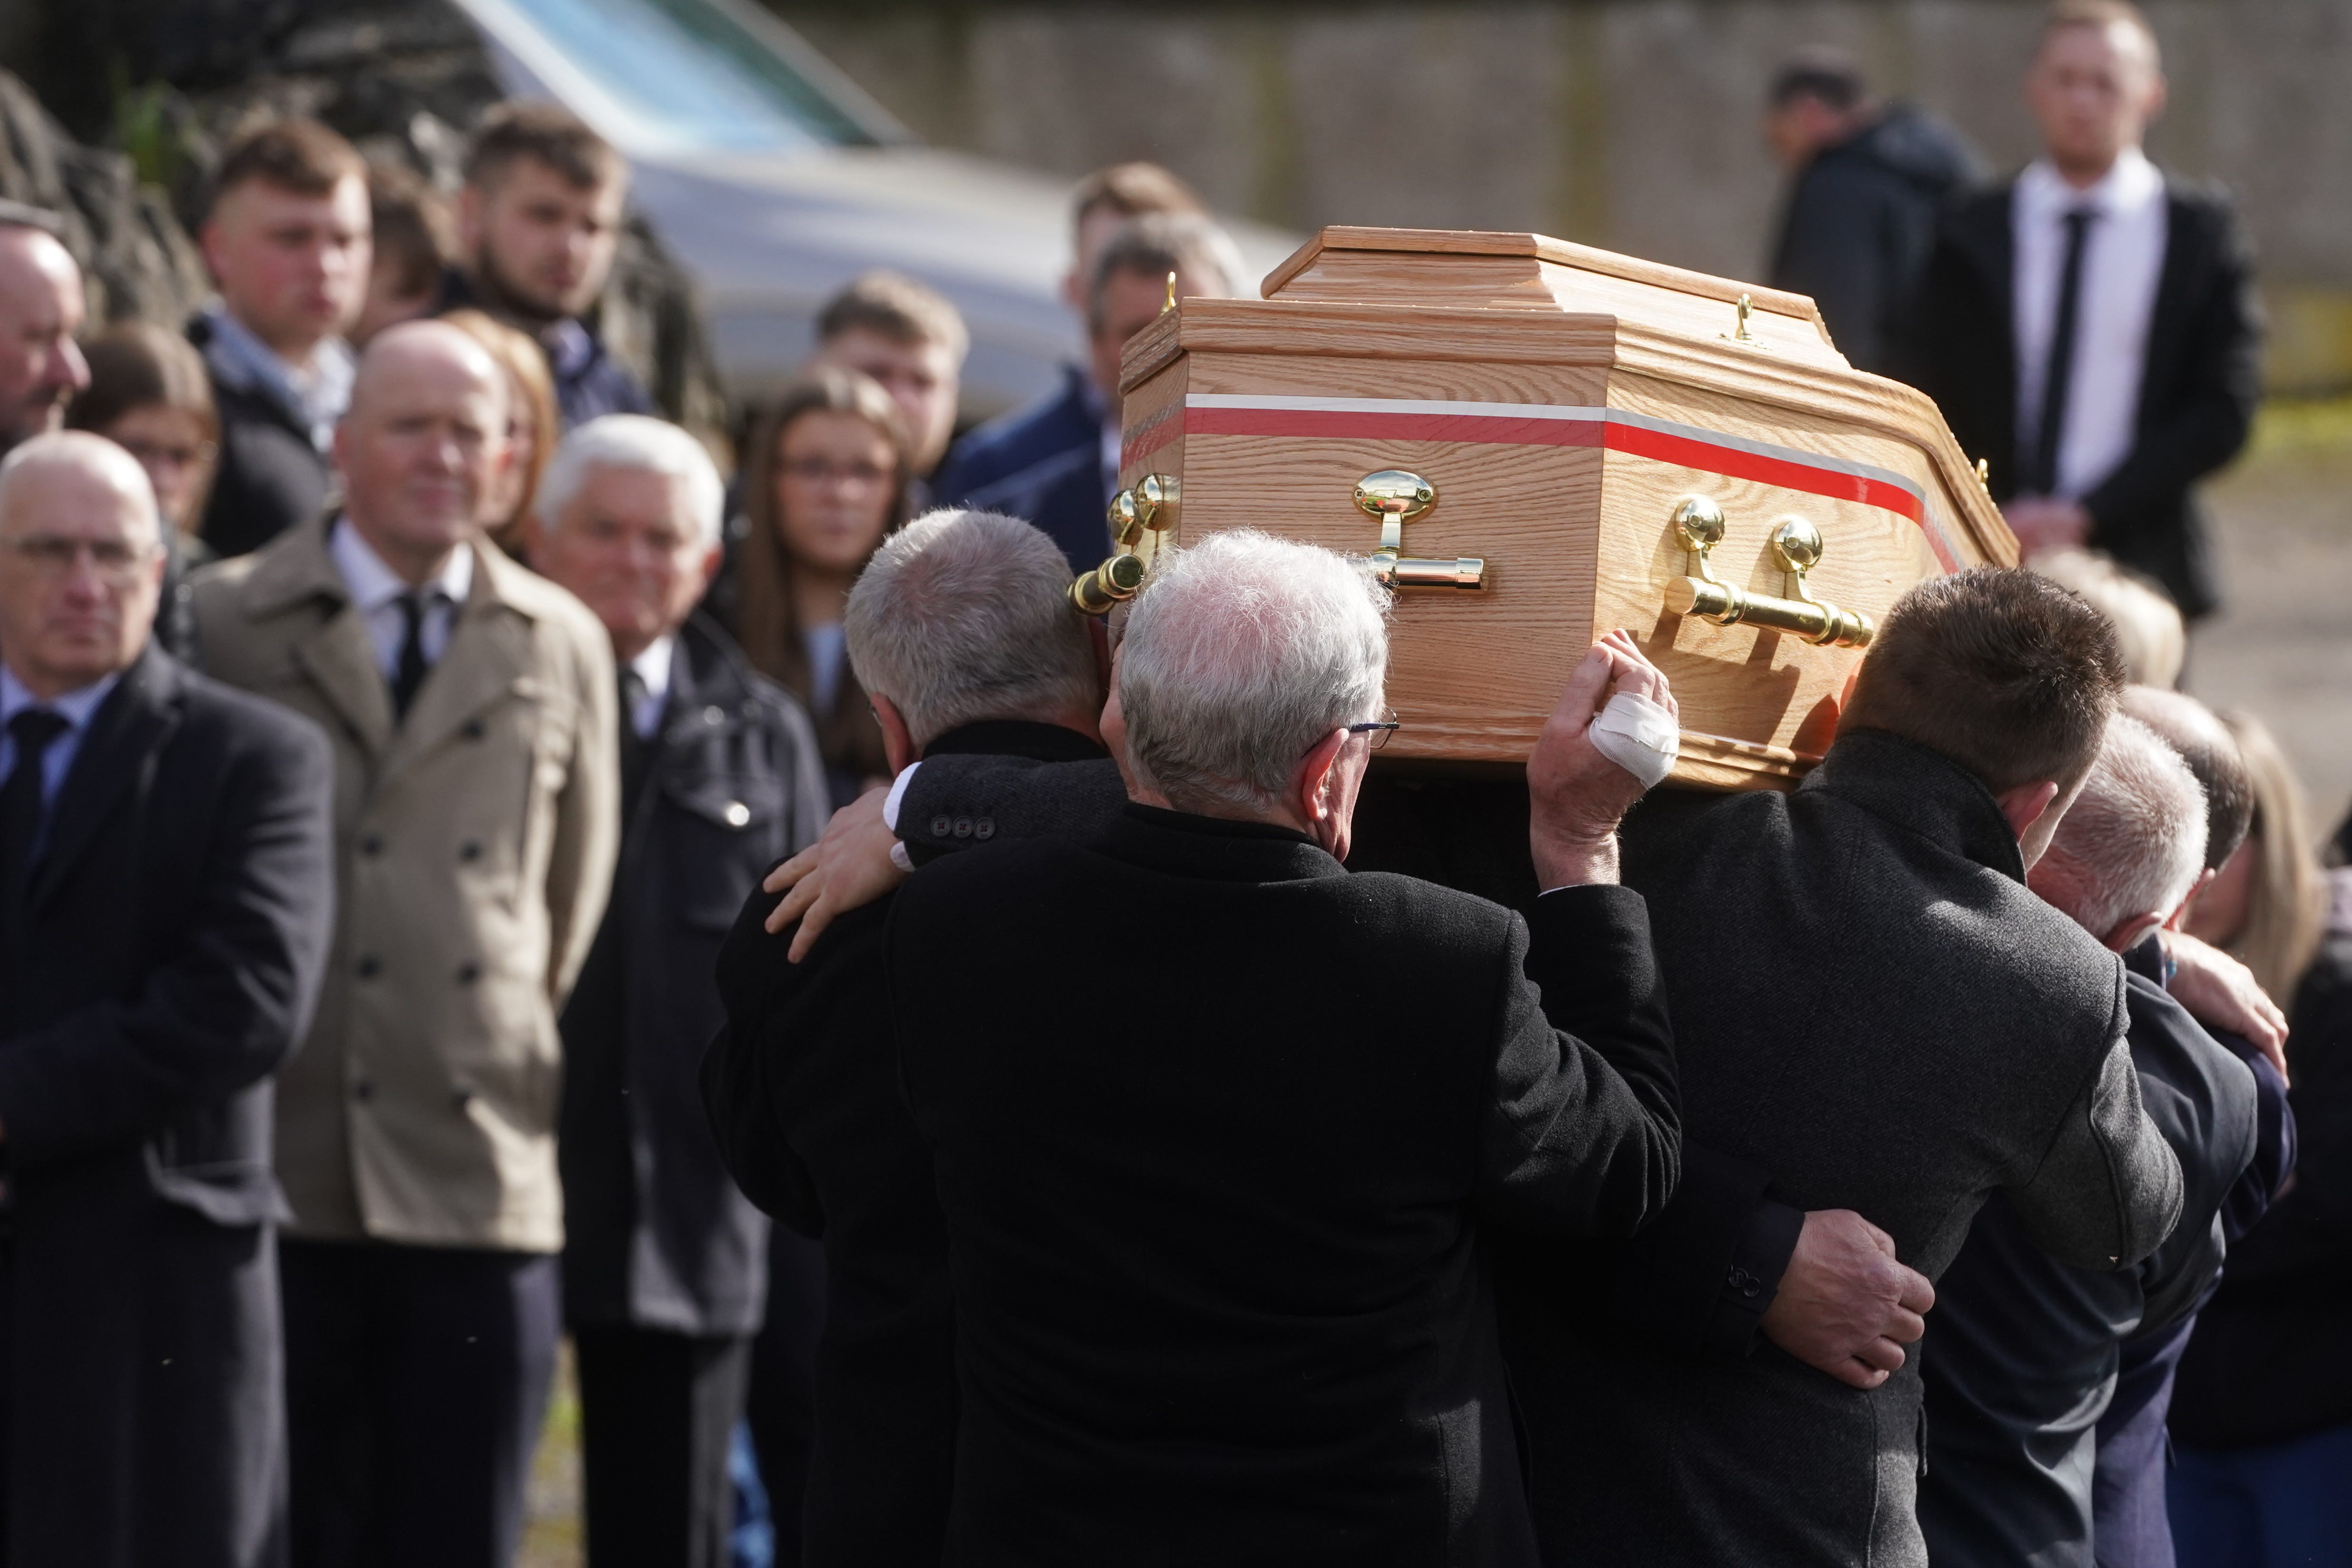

{"left": 2019, "top": 145, "right": 2163, "bottom": 220}
{"left": 544, "top": 318, "right": 596, "bottom": 378}
{"left": 199, "top": 303, "right": 354, "bottom": 442}
{"left": 0, "top": 661, "right": 120, "bottom": 735}
{"left": 630, "top": 634, "right": 676, "bottom": 707}
{"left": 327, "top": 517, "right": 475, "bottom": 614}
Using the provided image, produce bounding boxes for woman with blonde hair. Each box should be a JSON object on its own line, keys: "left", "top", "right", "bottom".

{"left": 440, "top": 307, "right": 559, "bottom": 556}
{"left": 722, "top": 365, "right": 912, "bottom": 807}
{"left": 2170, "top": 711, "right": 2352, "bottom": 1565}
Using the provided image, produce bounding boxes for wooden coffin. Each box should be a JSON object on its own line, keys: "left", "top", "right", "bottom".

{"left": 1104, "top": 225, "right": 2016, "bottom": 790}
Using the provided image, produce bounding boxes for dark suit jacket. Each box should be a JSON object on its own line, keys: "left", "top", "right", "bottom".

{"left": 705, "top": 718, "right": 1110, "bottom": 1567}
{"left": 1919, "top": 946, "right": 2260, "bottom": 1568}
{"left": 2173, "top": 917, "right": 2352, "bottom": 1450}
{"left": 188, "top": 314, "right": 335, "bottom": 562}
{"left": 888, "top": 804, "right": 1680, "bottom": 1566}
{"left": 0, "top": 645, "right": 333, "bottom": 1568}
{"left": 932, "top": 365, "right": 1111, "bottom": 574}
{"left": 1902, "top": 171, "right": 2261, "bottom": 617}
{"left": 1530, "top": 729, "right": 2181, "bottom": 1568}
{"left": 560, "top": 615, "right": 824, "bottom": 1339}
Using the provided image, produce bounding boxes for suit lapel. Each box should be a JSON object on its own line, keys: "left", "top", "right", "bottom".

{"left": 30, "top": 648, "right": 182, "bottom": 910}
{"left": 2139, "top": 181, "right": 2202, "bottom": 423}
{"left": 292, "top": 600, "right": 395, "bottom": 762}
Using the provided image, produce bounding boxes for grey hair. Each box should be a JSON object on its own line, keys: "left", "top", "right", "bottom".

{"left": 1088, "top": 211, "right": 1246, "bottom": 327}
{"left": 1118, "top": 530, "right": 1390, "bottom": 814}
{"left": 535, "top": 414, "right": 724, "bottom": 549}
{"left": 845, "top": 508, "right": 1099, "bottom": 746}
{"left": 2045, "top": 712, "right": 2209, "bottom": 940}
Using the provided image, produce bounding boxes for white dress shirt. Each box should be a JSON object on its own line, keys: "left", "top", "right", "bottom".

{"left": 626, "top": 635, "right": 675, "bottom": 742}
{"left": 2011, "top": 146, "right": 2169, "bottom": 501}
{"left": 327, "top": 519, "right": 474, "bottom": 683}
{"left": 0, "top": 663, "right": 121, "bottom": 810}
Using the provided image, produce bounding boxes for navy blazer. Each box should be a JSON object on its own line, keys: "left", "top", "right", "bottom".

{"left": 932, "top": 365, "right": 1111, "bottom": 573}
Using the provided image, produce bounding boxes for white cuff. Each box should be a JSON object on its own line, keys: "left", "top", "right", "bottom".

{"left": 882, "top": 761, "right": 920, "bottom": 833}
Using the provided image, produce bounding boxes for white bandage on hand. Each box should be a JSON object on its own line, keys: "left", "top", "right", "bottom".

{"left": 1587, "top": 691, "right": 1679, "bottom": 790}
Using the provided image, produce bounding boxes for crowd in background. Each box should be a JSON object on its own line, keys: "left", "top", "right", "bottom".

{"left": 0, "top": 0, "right": 2339, "bottom": 1565}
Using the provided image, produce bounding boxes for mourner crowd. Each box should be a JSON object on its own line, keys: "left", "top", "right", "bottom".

{"left": 0, "top": 1, "right": 2334, "bottom": 1566}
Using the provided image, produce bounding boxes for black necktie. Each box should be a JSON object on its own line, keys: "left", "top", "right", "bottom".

{"left": 2029, "top": 206, "right": 2097, "bottom": 496}
{"left": 0, "top": 708, "right": 69, "bottom": 923}
{"left": 389, "top": 591, "right": 432, "bottom": 721}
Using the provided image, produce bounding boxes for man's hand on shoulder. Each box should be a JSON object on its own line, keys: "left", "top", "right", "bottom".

{"left": 2164, "top": 930, "right": 2290, "bottom": 1083}
{"left": 1527, "top": 630, "right": 1678, "bottom": 889}
{"left": 763, "top": 785, "right": 909, "bottom": 961}
{"left": 1760, "top": 1209, "right": 1934, "bottom": 1391}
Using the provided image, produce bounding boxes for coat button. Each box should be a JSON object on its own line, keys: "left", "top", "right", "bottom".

{"left": 952, "top": 817, "right": 974, "bottom": 839}
{"left": 930, "top": 815, "right": 952, "bottom": 838}
{"left": 353, "top": 1080, "right": 374, "bottom": 1103}
{"left": 703, "top": 705, "right": 725, "bottom": 725}
{"left": 973, "top": 818, "right": 995, "bottom": 841}
{"left": 356, "top": 955, "right": 381, "bottom": 980}
{"left": 359, "top": 834, "right": 384, "bottom": 857}
{"left": 459, "top": 841, "right": 482, "bottom": 862}
{"left": 460, "top": 718, "right": 486, "bottom": 741}
{"left": 723, "top": 801, "right": 750, "bottom": 828}
{"left": 455, "top": 961, "right": 480, "bottom": 985}
{"left": 451, "top": 1084, "right": 475, "bottom": 1109}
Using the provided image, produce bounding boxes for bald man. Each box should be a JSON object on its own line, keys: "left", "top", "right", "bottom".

{"left": 191, "top": 320, "right": 618, "bottom": 1568}
{"left": 0, "top": 431, "right": 331, "bottom": 1565}
{"left": 0, "top": 218, "right": 89, "bottom": 454}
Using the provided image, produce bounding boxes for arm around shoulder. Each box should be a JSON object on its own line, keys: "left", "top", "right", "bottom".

{"left": 2010, "top": 1022, "right": 2186, "bottom": 1271}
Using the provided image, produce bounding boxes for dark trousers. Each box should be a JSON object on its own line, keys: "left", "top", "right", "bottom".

{"left": 574, "top": 1325, "right": 752, "bottom": 1568}
{"left": 745, "top": 1229, "right": 826, "bottom": 1567}
{"left": 281, "top": 1238, "right": 559, "bottom": 1568}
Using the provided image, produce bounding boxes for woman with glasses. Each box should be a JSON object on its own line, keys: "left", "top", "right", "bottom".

{"left": 723, "top": 366, "right": 913, "bottom": 809}
{"left": 65, "top": 321, "right": 220, "bottom": 659}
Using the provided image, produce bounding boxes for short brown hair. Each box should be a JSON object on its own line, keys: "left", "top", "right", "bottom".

{"left": 207, "top": 119, "right": 365, "bottom": 217}
{"left": 368, "top": 161, "right": 455, "bottom": 300}
{"left": 463, "top": 101, "right": 624, "bottom": 195}
{"left": 1070, "top": 161, "right": 1204, "bottom": 241}
{"left": 816, "top": 271, "right": 968, "bottom": 360}
{"left": 1841, "top": 567, "right": 2127, "bottom": 794}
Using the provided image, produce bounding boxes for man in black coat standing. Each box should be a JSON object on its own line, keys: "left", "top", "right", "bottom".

{"left": 532, "top": 415, "right": 827, "bottom": 1568}
{"left": 706, "top": 507, "right": 1117, "bottom": 1566}
{"left": 1904, "top": 1, "right": 2260, "bottom": 618}
{"left": 1535, "top": 567, "right": 2183, "bottom": 1568}
{"left": 1919, "top": 714, "right": 2261, "bottom": 1568}
{"left": 1763, "top": 46, "right": 1977, "bottom": 373}
{"left": 0, "top": 430, "right": 333, "bottom": 1565}
{"left": 891, "top": 529, "right": 1681, "bottom": 1562}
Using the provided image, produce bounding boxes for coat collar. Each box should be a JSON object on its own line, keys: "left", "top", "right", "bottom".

{"left": 922, "top": 718, "right": 1106, "bottom": 765}
{"left": 1097, "top": 801, "right": 1346, "bottom": 886}
{"left": 1800, "top": 728, "right": 2028, "bottom": 883}
{"left": 31, "top": 644, "right": 182, "bottom": 909}
{"left": 235, "top": 516, "right": 555, "bottom": 775}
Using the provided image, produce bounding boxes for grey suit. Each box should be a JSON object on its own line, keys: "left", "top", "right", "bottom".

{"left": 1524, "top": 730, "right": 2181, "bottom": 1568}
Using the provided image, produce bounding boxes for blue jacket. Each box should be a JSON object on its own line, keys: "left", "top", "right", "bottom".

{"left": 933, "top": 365, "right": 1110, "bottom": 574}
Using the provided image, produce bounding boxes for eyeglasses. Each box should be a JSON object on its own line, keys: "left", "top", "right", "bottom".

{"left": 0, "top": 535, "right": 158, "bottom": 582}
{"left": 781, "top": 457, "right": 893, "bottom": 489}
{"left": 1345, "top": 709, "right": 1401, "bottom": 752}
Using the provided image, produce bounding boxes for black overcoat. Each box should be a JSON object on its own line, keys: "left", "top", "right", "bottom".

{"left": 559, "top": 614, "right": 825, "bottom": 1338}
{"left": 0, "top": 646, "right": 334, "bottom": 1568}
{"left": 887, "top": 804, "right": 1681, "bottom": 1566}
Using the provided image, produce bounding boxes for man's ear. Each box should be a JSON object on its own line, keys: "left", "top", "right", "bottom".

{"left": 1995, "top": 779, "right": 2062, "bottom": 843}
{"left": 2104, "top": 911, "right": 2167, "bottom": 955}
{"left": 1290, "top": 728, "right": 1349, "bottom": 829}
{"left": 2166, "top": 867, "right": 2217, "bottom": 933}
{"left": 696, "top": 542, "right": 724, "bottom": 595}
{"left": 870, "top": 692, "right": 917, "bottom": 776}
{"left": 196, "top": 219, "right": 225, "bottom": 289}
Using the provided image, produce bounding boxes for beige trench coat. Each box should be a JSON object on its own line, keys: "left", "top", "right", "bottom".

{"left": 191, "top": 518, "right": 619, "bottom": 1252}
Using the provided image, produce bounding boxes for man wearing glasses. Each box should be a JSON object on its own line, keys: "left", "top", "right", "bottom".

{"left": 0, "top": 430, "right": 333, "bottom": 1564}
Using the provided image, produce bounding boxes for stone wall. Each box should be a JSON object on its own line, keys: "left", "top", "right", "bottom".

{"left": 772, "top": 0, "right": 2352, "bottom": 391}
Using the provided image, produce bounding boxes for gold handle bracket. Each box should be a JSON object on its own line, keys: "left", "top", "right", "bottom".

{"left": 1069, "top": 475, "right": 1181, "bottom": 616}
{"left": 1661, "top": 499, "right": 1872, "bottom": 648}
{"left": 1353, "top": 470, "right": 1484, "bottom": 591}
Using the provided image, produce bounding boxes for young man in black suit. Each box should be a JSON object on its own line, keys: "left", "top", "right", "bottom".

{"left": 533, "top": 415, "right": 829, "bottom": 1568}
{"left": 0, "top": 431, "right": 334, "bottom": 1564}
{"left": 1904, "top": 0, "right": 2261, "bottom": 618}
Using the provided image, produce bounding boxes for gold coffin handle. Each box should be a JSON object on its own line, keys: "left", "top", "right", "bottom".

{"left": 1354, "top": 469, "right": 1485, "bottom": 591}
{"left": 1663, "top": 499, "right": 1873, "bottom": 649}
{"left": 1068, "top": 477, "right": 1180, "bottom": 617}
